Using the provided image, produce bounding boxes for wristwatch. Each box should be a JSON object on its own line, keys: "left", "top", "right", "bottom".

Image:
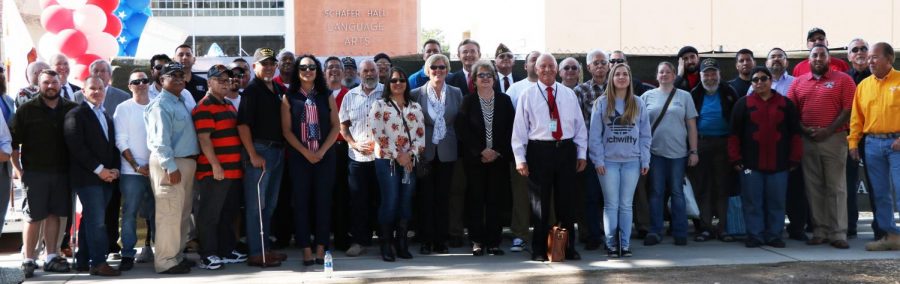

{"left": 689, "top": 149, "right": 698, "bottom": 155}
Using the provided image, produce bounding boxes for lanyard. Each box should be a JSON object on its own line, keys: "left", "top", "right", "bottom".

{"left": 537, "top": 82, "right": 559, "bottom": 116}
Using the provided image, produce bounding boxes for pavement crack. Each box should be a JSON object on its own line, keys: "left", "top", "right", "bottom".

{"left": 759, "top": 247, "right": 801, "bottom": 261}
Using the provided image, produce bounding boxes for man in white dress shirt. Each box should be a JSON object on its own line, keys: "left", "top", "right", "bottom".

{"left": 512, "top": 53, "right": 587, "bottom": 262}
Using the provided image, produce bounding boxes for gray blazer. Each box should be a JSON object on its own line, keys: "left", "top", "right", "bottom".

{"left": 73, "top": 86, "right": 130, "bottom": 115}
{"left": 412, "top": 84, "right": 463, "bottom": 162}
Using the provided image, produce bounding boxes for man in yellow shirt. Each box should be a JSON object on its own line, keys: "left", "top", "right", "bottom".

{"left": 848, "top": 42, "right": 900, "bottom": 251}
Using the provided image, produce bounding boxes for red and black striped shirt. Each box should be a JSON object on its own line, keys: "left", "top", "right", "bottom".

{"left": 192, "top": 94, "right": 243, "bottom": 180}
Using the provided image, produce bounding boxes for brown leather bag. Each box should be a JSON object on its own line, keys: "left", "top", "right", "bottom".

{"left": 547, "top": 225, "right": 568, "bottom": 262}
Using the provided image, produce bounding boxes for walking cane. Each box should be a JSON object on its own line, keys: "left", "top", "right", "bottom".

{"left": 256, "top": 168, "right": 267, "bottom": 267}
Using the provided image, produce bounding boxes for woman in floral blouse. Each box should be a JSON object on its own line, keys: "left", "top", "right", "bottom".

{"left": 369, "top": 67, "right": 426, "bottom": 262}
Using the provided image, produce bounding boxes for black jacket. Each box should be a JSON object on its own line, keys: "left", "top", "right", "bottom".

{"left": 455, "top": 92, "right": 515, "bottom": 160}
{"left": 64, "top": 102, "right": 120, "bottom": 188}
{"left": 690, "top": 82, "right": 739, "bottom": 126}
{"left": 448, "top": 70, "right": 503, "bottom": 96}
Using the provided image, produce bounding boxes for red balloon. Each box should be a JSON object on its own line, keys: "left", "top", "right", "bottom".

{"left": 40, "top": 5, "right": 73, "bottom": 34}
{"left": 39, "top": 0, "right": 59, "bottom": 9}
{"left": 87, "top": 0, "right": 119, "bottom": 13}
{"left": 57, "top": 29, "right": 88, "bottom": 59}
{"left": 103, "top": 13, "right": 122, "bottom": 37}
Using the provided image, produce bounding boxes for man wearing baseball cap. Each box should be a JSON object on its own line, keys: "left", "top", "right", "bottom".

{"left": 236, "top": 48, "right": 288, "bottom": 267}
{"left": 342, "top": 57, "right": 360, "bottom": 89}
{"left": 145, "top": 62, "right": 200, "bottom": 274}
{"left": 791, "top": 28, "right": 850, "bottom": 76}
{"left": 688, "top": 58, "right": 740, "bottom": 242}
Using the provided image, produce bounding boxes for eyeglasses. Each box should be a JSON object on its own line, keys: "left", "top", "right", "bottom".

{"left": 750, "top": 76, "right": 770, "bottom": 83}
{"left": 389, "top": 78, "right": 407, "bottom": 84}
{"left": 850, "top": 46, "right": 868, "bottom": 53}
{"left": 152, "top": 65, "right": 165, "bottom": 70}
{"left": 609, "top": 59, "right": 625, "bottom": 64}
{"left": 562, "top": 66, "right": 579, "bottom": 71}
{"left": 591, "top": 60, "right": 609, "bottom": 66}
{"left": 476, "top": 73, "right": 493, "bottom": 79}
{"left": 429, "top": 65, "right": 447, "bottom": 70}
{"left": 297, "top": 64, "right": 317, "bottom": 71}
{"left": 129, "top": 78, "right": 150, "bottom": 85}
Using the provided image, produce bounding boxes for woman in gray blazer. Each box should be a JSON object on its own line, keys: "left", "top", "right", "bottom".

{"left": 411, "top": 54, "right": 463, "bottom": 255}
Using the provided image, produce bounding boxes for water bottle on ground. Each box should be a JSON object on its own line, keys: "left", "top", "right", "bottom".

{"left": 324, "top": 250, "right": 333, "bottom": 278}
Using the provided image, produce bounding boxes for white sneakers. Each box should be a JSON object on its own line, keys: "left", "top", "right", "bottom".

{"left": 510, "top": 238, "right": 525, "bottom": 252}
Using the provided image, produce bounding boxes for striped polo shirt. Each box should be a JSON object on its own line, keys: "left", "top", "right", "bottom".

{"left": 192, "top": 94, "right": 243, "bottom": 180}
{"left": 787, "top": 70, "right": 856, "bottom": 132}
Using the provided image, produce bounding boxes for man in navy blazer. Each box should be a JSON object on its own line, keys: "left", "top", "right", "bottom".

{"left": 447, "top": 39, "right": 483, "bottom": 96}
{"left": 64, "top": 76, "right": 121, "bottom": 276}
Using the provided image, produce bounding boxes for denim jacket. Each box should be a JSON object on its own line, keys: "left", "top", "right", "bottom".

{"left": 145, "top": 90, "right": 199, "bottom": 173}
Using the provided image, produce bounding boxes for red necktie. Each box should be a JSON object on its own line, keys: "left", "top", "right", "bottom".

{"left": 547, "top": 86, "right": 562, "bottom": 141}
{"left": 503, "top": 77, "right": 510, "bottom": 92}
{"left": 467, "top": 77, "right": 475, "bottom": 94}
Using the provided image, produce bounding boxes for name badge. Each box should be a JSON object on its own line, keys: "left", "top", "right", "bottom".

{"left": 549, "top": 119, "right": 558, "bottom": 132}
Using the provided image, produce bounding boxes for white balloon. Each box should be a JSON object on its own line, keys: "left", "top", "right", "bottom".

{"left": 57, "top": 0, "right": 87, "bottom": 9}
{"left": 73, "top": 4, "right": 107, "bottom": 34}
{"left": 84, "top": 32, "right": 119, "bottom": 59}
{"left": 38, "top": 33, "right": 61, "bottom": 60}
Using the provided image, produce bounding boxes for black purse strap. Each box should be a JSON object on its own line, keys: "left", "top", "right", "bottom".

{"left": 651, "top": 88, "right": 677, "bottom": 134}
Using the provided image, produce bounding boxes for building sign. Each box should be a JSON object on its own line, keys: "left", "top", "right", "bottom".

{"left": 294, "top": 0, "right": 419, "bottom": 56}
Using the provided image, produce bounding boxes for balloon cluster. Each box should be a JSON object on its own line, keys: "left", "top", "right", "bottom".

{"left": 38, "top": 0, "right": 122, "bottom": 81}
{"left": 113, "top": 0, "right": 152, "bottom": 56}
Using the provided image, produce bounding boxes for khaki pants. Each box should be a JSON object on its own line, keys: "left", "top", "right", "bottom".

{"left": 509, "top": 162, "right": 531, "bottom": 240}
{"left": 150, "top": 156, "right": 196, "bottom": 272}
{"left": 802, "top": 132, "right": 848, "bottom": 241}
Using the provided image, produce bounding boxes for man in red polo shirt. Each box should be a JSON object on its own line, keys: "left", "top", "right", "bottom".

{"left": 792, "top": 28, "right": 850, "bottom": 76}
{"left": 193, "top": 64, "right": 247, "bottom": 270}
{"left": 787, "top": 45, "right": 856, "bottom": 249}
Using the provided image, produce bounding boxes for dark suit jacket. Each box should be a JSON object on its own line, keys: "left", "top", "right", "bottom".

{"left": 456, "top": 92, "right": 515, "bottom": 160}
{"left": 64, "top": 101, "right": 120, "bottom": 188}
{"left": 412, "top": 84, "right": 463, "bottom": 162}
{"left": 447, "top": 70, "right": 471, "bottom": 96}
{"left": 494, "top": 73, "right": 524, "bottom": 93}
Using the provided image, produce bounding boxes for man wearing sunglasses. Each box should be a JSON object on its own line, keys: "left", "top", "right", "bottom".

{"left": 494, "top": 44, "right": 522, "bottom": 94}
{"left": 112, "top": 70, "right": 155, "bottom": 271}
{"left": 787, "top": 45, "right": 856, "bottom": 250}
{"left": 149, "top": 54, "right": 197, "bottom": 110}
{"left": 792, "top": 28, "right": 850, "bottom": 77}
{"left": 609, "top": 51, "right": 651, "bottom": 96}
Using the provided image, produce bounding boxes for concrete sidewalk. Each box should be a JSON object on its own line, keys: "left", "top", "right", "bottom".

{"left": 3, "top": 218, "right": 898, "bottom": 283}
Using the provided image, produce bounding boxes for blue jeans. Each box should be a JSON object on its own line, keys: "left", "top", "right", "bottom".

{"left": 374, "top": 159, "right": 415, "bottom": 224}
{"left": 119, "top": 174, "right": 154, "bottom": 258}
{"left": 598, "top": 160, "right": 640, "bottom": 249}
{"left": 864, "top": 137, "right": 900, "bottom": 234}
{"left": 347, "top": 160, "right": 377, "bottom": 244}
{"left": 243, "top": 143, "right": 285, "bottom": 256}
{"left": 583, "top": 159, "right": 604, "bottom": 243}
{"left": 289, "top": 149, "right": 336, "bottom": 248}
{"left": 649, "top": 155, "right": 688, "bottom": 238}
{"left": 75, "top": 184, "right": 113, "bottom": 267}
{"left": 739, "top": 170, "right": 788, "bottom": 242}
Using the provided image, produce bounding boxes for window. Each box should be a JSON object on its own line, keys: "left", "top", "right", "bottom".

{"left": 185, "top": 35, "right": 285, "bottom": 57}
{"left": 152, "top": 0, "right": 284, "bottom": 17}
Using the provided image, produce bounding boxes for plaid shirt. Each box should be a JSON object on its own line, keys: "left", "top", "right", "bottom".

{"left": 573, "top": 79, "right": 606, "bottom": 127}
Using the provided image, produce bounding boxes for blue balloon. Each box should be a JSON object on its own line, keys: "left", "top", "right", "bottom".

{"left": 125, "top": 13, "right": 149, "bottom": 36}
{"left": 127, "top": 0, "right": 151, "bottom": 11}
{"left": 125, "top": 39, "right": 140, "bottom": 56}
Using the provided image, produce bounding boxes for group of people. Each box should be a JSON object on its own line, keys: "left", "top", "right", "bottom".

{"left": 3, "top": 26, "right": 900, "bottom": 278}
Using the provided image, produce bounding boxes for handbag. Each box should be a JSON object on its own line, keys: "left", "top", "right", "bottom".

{"left": 666, "top": 177, "right": 700, "bottom": 219}
{"left": 726, "top": 196, "right": 746, "bottom": 236}
{"left": 547, "top": 224, "right": 568, "bottom": 262}
{"left": 388, "top": 100, "right": 428, "bottom": 178}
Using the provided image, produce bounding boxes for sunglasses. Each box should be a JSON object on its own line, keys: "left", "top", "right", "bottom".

{"left": 390, "top": 78, "right": 407, "bottom": 84}
{"left": 476, "top": 73, "right": 493, "bottom": 79}
{"left": 429, "top": 65, "right": 447, "bottom": 70}
{"left": 297, "top": 64, "right": 317, "bottom": 71}
{"left": 850, "top": 46, "right": 868, "bottom": 53}
{"left": 153, "top": 65, "right": 165, "bottom": 70}
{"left": 497, "top": 53, "right": 514, "bottom": 60}
{"left": 750, "top": 76, "right": 770, "bottom": 83}
{"left": 591, "top": 60, "right": 609, "bottom": 66}
{"left": 129, "top": 78, "right": 150, "bottom": 85}
{"left": 610, "top": 59, "right": 625, "bottom": 64}
{"left": 562, "top": 66, "right": 579, "bottom": 71}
